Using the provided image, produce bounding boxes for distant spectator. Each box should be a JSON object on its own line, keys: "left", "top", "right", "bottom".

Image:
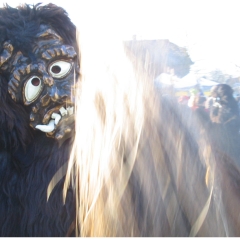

{"left": 207, "top": 84, "right": 240, "bottom": 167}
{"left": 192, "top": 95, "right": 207, "bottom": 110}
{"left": 178, "top": 95, "right": 190, "bottom": 105}
{"left": 209, "top": 84, "right": 239, "bottom": 127}
{"left": 191, "top": 95, "right": 210, "bottom": 128}
{"left": 188, "top": 88, "right": 199, "bottom": 108}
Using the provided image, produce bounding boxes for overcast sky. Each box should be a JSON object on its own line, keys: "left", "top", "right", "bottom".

{"left": 2, "top": 0, "right": 240, "bottom": 77}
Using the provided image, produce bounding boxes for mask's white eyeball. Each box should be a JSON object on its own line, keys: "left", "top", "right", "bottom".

{"left": 49, "top": 60, "right": 73, "bottom": 78}
{"left": 24, "top": 76, "right": 42, "bottom": 103}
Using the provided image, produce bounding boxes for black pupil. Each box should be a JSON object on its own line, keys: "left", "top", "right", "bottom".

{"left": 51, "top": 65, "right": 61, "bottom": 74}
{"left": 31, "top": 78, "right": 40, "bottom": 86}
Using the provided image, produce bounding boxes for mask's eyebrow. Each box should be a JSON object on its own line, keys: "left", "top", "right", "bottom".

{"left": 41, "top": 45, "right": 77, "bottom": 61}
{"left": 36, "top": 28, "right": 63, "bottom": 42}
{"left": 33, "top": 27, "right": 64, "bottom": 53}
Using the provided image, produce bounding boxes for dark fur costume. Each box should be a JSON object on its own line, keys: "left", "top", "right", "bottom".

{"left": 208, "top": 84, "right": 240, "bottom": 167}
{"left": 0, "top": 3, "right": 78, "bottom": 236}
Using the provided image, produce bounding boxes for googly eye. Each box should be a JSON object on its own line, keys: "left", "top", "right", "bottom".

{"left": 24, "top": 76, "right": 42, "bottom": 103}
{"left": 48, "top": 60, "right": 73, "bottom": 78}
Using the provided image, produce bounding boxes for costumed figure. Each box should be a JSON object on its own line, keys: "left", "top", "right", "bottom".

{"left": 207, "top": 84, "right": 240, "bottom": 167}
{"left": 0, "top": 3, "right": 79, "bottom": 236}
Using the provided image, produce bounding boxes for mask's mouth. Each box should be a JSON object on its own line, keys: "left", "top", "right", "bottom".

{"left": 35, "top": 105, "right": 74, "bottom": 133}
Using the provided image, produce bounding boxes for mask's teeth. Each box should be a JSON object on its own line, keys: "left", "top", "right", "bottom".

{"left": 67, "top": 106, "right": 74, "bottom": 115}
{"left": 59, "top": 107, "right": 67, "bottom": 116}
{"left": 35, "top": 119, "right": 55, "bottom": 133}
{"left": 51, "top": 113, "right": 61, "bottom": 125}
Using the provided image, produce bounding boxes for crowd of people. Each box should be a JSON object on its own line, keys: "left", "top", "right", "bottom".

{"left": 177, "top": 83, "right": 240, "bottom": 168}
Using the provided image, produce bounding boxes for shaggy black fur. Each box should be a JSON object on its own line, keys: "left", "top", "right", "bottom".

{"left": 0, "top": 3, "right": 76, "bottom": 56}
{"left": 0, "top": 3, "right": 76, "bottom": 237}
{"left": 208, "top": 84, "right": 240, "bottom": 168}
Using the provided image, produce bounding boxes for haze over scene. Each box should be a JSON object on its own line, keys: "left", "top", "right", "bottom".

{"left": 2, "top": 0, "right": 240, "bottom": 78}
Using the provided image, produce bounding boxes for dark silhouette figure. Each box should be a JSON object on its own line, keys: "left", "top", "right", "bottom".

{"left": 208, "top": 84, "right": 240, "bottom": 167}
{"left": 0, "top": 3, "right": 79, "bottom": 236}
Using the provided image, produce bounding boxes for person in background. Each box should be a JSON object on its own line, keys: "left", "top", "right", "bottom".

{"left": 207, "top": 84, "right": 240, "bottom": 167}
{"left": 188, "top": 88, "right": 198, "bottom": 108}
{"left": 178, "top": 95, "right": 190, "bottom": 106}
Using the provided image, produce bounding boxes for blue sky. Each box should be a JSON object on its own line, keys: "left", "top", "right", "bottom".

{"left": 2, "top": 0, "right": 240, "bottom": 77}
